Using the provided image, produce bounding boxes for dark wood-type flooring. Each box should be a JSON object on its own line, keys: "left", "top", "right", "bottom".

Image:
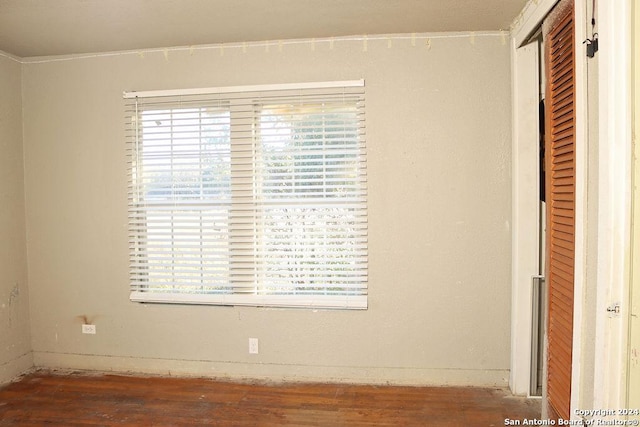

{"left": 0, "top": 371, "right": 541, "bottom": 426}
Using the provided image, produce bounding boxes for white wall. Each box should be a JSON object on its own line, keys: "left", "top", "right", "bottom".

{"left": 21, "top": 35, "right": 513, "bottom": 386}
{"left": 0, "top": 53, "right": 33, "bottom": 384}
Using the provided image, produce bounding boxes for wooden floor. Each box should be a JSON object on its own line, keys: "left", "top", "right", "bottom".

{"left": 0, "top": 371, "right": 541, "bottom": 426}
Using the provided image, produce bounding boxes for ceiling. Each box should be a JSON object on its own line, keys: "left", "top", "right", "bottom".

{"left": 0, "top": 0, "right": 528, "bottom": 58}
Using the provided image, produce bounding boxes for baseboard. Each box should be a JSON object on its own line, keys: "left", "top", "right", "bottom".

{"left": 0, "top": 351, "right": 34, "bottom": 385}
{"left": 33, "top": 351, "right": 509, "bottom": 387}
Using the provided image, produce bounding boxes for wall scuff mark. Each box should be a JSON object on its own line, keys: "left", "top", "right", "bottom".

{"left": 9, "top": 283, "right": 19, "bottom": 306}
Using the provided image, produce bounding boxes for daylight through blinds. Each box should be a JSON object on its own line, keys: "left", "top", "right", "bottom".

{"left": 125, "top": 81, "right": 367, "bottom": 309}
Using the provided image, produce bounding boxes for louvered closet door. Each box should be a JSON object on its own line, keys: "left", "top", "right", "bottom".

{"left": 545, "top": 3, "right": 575, "bottom": 421}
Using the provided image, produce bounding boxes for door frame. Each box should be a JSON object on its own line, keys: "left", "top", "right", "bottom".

{"left": 510, "top": 0, "right": 589, "bottom": 405}
{"left": 509, "top": 34, "right": 541, "bottom": 397}
{"left": 592, "top": 0, "right": 633, "bottom": 410}
{"left": 510, "top": 0, "right": 633, "bottom": 414}
{"left": 629, "top": 0, "right": 640, "bottom": 410}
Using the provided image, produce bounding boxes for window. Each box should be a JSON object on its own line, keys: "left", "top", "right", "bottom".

{"left": 124, "top": 81, "right": 367, "bottom": 309}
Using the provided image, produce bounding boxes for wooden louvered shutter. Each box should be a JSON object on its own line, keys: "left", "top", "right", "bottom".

{"left": 544, "top": 3, "right": 575, "bottom": 421}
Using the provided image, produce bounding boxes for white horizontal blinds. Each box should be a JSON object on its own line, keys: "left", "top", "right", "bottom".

{"left": 254, "top": 95, "right": 367, "bottom": 300}
{"left": 125, "top": 82, "right": 367, "bottom": 309}
{"left": 126, "top": 97, "right": 232, "bottom": 296}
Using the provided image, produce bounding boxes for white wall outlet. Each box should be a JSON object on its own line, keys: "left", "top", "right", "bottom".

{"left": 82, "top": 324, "right": 96, "bottom": 334}
{"left": 249, "top": 338, "right": 259, "bottom": 354}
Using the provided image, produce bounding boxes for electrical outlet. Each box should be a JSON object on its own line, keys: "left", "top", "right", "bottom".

{"left": 249, "top": 338, "right": 259, "bottom": 354}
{"left": 82, "top": 324, "right": 96, "bottom": 334}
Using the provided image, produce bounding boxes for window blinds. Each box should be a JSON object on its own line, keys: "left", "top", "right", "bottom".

{"left": 124, "top": 81, "right": 367, "bottom": 309}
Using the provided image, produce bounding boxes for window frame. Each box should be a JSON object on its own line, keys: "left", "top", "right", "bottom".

{"left": 124, "top": 80, "right": 368, "bottom": 310}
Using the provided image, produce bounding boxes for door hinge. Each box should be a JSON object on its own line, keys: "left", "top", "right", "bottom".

{"left": 606, "top": 303, "right": 621, "bottom": 316}
{"left": 583, "top": 33, "right": 598, "bottom": 58}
